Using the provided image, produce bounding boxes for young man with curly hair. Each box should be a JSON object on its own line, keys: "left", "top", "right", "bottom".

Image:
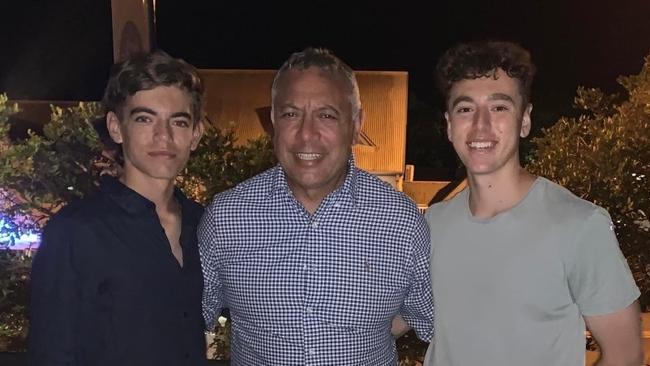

{"left": 424, "top": 41, "right": 642, "bottom": 365}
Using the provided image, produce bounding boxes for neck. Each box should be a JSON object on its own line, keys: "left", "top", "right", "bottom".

{"left": 120, "top": 174, "right": 177, "bottom": 213}
{"left": 467, "top": 165, "right": 536, "bottom": 219}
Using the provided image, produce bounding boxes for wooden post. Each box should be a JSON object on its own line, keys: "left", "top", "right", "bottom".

{"left": 110, "top": 0, "right": 157, "bottom": 63}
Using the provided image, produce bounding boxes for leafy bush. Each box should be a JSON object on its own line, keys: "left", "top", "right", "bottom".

{"left": 527, "top": 54, "right": 650, "bottom": 309}
{"left": 0, "top": 250, "right": 31, "bottom": 351}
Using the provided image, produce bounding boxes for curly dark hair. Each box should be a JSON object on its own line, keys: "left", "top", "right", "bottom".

{"left": 436, "top": 41, "right": 536, "bottom": 107}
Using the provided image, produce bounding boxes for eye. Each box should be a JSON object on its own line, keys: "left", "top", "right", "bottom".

{"left": 134, "top": 115, "right": 151, "bottom": 123}
{"left": 172, "top": 119, "right": 191, "bottom": 128}
{"left": 319, "top": 112, "right": 337, "bottom": 120}
{"left": 492, "top": 105, "right": 509, "bottom": 112}
{"left": 456, "top": 106, "right": 473, "bottom": 114}
{"left": 280, "top": 111, "right": 297, "bottom": 118}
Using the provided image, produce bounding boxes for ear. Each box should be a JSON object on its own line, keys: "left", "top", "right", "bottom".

{"left": 190, "top": 120, "right": 205, "bottom": 151}
{"left": 520, "top": 103, "right": 533, "bottom": 138}
{"left": 445, "top": 111, "right": 452, "bottom": 142}
{"left": 106, "top": 111, "right": 124, "bottom": 144}
{"left": 351, "top": 109, "right": 364, "bottom": 145}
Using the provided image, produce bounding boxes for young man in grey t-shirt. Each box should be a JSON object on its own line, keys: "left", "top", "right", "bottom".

{"left": 423, "top": 41, "right": 642, "bottom": 365}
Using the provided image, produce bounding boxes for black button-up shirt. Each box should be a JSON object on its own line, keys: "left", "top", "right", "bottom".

{"left": 28, "top": 176, "right": 206, "bottom": 366}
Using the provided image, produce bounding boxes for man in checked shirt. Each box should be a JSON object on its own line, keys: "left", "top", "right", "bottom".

{"left": 198, "top": 47, "right": 434, "bottom": 365}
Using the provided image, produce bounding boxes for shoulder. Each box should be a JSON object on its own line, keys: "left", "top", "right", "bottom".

{"left": 355, "top": 168, "right": 420, "bottom": 213}
{"left": 46, "top": 191, "right": 108, "bottom": 229}
{"left": 205, "top": 166, "right": 278, "bottom": 212}
{"left": 37, "top": 192, "right": 110, "bottom": 257}
{"left": 535, "top": 177, "right": 608, "bottom": 222}
{"left": 424, "top": 187, "right": 467, "bottom": 223}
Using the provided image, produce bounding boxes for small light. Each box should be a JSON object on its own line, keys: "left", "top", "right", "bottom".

{"left": 67, "top": 186, "right": 74, "bottom": 191}
{"left": 217, "top": 316, "right": 227, "bottom": 327}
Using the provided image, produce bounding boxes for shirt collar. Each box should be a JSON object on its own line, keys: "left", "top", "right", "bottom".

{"left": 269, "top": 155, "right": 359, "bottom": 206}
{"left": 100, "top": 175, "right": 197, "bottom": 217}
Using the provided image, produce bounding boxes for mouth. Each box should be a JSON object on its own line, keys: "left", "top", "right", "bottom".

{"left": 295, "top": 152, "right": 323, "bottom": 161}
{"left": 148, "top": 151, "right": 176, "bottom": 158}
{"left": 467, "top": 141, "right": 497, "bottom": 150}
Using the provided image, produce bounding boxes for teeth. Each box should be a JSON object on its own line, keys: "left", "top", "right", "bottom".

{"left": 468, "top": 141, "right": 494, "bottom": 149}
{"left": 296, "top": 153, "right": 321, "bottom": 160}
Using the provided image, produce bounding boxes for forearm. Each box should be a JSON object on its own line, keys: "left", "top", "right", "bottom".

{"left": 586, "top": 301, "right": 643, "bottom": 366}
{"left": 391, "top": 314, "right": 411, "bottom": 338}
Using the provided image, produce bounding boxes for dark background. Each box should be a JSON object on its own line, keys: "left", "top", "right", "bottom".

{"left": 1, "top": 0, "right": 649, "bottom": 178}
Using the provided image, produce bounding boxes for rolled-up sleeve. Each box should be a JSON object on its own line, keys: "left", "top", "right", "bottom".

{"left": 401, "top": 213, "right": 434, "bottom": 342}
{"left": 197, "top": 201, "right": 224, "bottom": 330}
{"left": 28, "top": 217, "right": 80, "bottom": 365}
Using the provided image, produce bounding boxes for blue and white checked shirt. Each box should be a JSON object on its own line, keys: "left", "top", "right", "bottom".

{"left": 198, "top": 161, "right": 433, "bottom": 365}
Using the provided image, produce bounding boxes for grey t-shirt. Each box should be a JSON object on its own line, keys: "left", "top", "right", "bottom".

{"left": 424, "top": 177, "right": 639, "bottom": 366}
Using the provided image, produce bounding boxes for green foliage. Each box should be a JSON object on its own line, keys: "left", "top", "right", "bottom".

{"left": 0, "top": 250, "right": 31, "bottom": 351}
{"left": 396, "top": 330, "right": 428, "bottom": 365}
{"left": 0, "top": 100, "right": 110, "bottom": 242}
{"left": 528, "top": 54, "right": 650, "bottom": 309}
{"left": 178, "top": 121, "right": 276, "bottom": 204}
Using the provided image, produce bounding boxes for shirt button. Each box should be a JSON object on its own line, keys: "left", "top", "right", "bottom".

{"left": 306, "top": 307, "right": 314, "bottom": 314}
{"left": 183, "top": 311, "right": 188, "bottom": 318}
{"left": 308, "top": 348, "right": 316, "bottom": 356}
{"left": 311, "top": 221, "right": 319, "bottom": 228}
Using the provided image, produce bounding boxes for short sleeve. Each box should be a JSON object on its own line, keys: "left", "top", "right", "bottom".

{"left": 567, "top": 208, "right": 640, "bottom": 316}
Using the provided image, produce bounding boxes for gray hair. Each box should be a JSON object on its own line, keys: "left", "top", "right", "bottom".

{"left": 271, "top": 47, "right": 361, "bottom": 119}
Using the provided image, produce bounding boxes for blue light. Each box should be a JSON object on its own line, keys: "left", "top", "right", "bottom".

{"left": 0, "top": 216, "right": 40, "bottom": 250}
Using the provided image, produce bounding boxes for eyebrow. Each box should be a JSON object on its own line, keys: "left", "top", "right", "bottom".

{"left": 129, "top": 107, "right": 192, "bottom": 120}
{"left": 275, "top": 104, "right": 341, "bottom": 115}
{"left": 449, "top": 96, "right": 473, "bottom": 109}
{"left": 170, "top": 112, "right": 192, "bottom": 120}
{"left": 449, "top": 93, "right": 516, "bottom": 109}
{"left": 488, "top": 93, "right": 515, "bottom": 103}
{"left": 129, "top": 107, "right": 156, "bottom": 116}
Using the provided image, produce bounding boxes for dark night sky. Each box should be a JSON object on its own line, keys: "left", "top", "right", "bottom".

{"left": 1, "top": 0, "right": 649, "bottom": 177}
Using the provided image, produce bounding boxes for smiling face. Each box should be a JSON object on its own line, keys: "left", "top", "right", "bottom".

{"left": 107, "top": 85, "right": 203, "bottom": 186}
{"left": 271, "top": 67, "right": 362, "bottom": 205}
{"left": 445, "top": 68, "right": 532, "bottom": 178}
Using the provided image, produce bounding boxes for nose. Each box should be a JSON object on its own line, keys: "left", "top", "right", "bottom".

{"left": 473, "top": 106, "right": 491, "bottom": 130}
{"left": 297, "top": 114, "right": 318, "bottom": 142}
{"left": 153, "top": 120, "right": 173, "bottom": 142}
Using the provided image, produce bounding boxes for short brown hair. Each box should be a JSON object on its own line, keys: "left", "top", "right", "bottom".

{"left": 102, "top": 50, "right": 204, "bottom": 123}
{"left": 436, "top": 41, "right": 536, "bottom": 107}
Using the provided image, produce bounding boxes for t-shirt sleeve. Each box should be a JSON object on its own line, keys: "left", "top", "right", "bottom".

{"left": 567, "top": 207, "right": 640, "bottom": 316}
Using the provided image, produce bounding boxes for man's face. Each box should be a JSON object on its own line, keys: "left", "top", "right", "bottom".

{"left": 272, "top": 67, "right": 362, "bottom": 199}
{"left": 445, "top": 68, "right": 532, "bottom": 177}
{"left": 107, "top": 85, "right": 203, "bottom": 183}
